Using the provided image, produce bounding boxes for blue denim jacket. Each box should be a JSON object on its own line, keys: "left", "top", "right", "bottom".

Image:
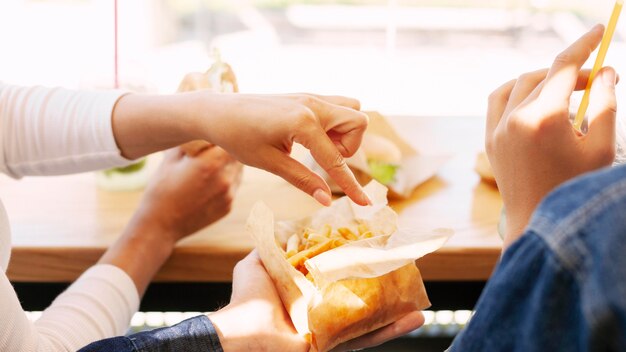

{"left": 450, "top": 164, "right": 626, "bottom": 351}
{"left": 78, "top": 315, "right": 223, "bottom": 352}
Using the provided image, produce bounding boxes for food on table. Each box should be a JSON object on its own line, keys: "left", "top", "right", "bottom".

{"left": 361, "top": 134, "right": 402, "bottom": 186}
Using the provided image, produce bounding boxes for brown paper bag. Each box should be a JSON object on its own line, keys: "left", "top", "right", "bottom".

{"left": 247, "top": 181, "right": 452, "bottom": 351}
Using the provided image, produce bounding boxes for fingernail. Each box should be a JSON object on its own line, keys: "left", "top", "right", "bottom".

{"left": 591, "top": 24, "right": 605, "bottom": 34}
{"left": 602, "top": 68, "right": 617, "bottom": 87}
{"left": 313, "top": 189, "right": 332, "bottom": 207}
{"left": 362, "top": 192, "right": 373, "bottom": 206}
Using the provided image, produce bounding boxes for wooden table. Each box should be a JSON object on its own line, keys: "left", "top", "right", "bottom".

{"left": 4, "top": 116, "right": 503, "bottom": 286}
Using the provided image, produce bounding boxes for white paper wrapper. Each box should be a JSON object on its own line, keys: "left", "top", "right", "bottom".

{"left": 310, "top": 111, "right": 451, "bottom": 199}
{"left": 247, "top": 181, "right": 453, "bottom": 351}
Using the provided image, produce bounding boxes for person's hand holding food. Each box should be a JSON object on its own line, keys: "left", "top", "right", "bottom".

{"left": 485, "top": 25, "right": 619, "bottom": 249}
{"left": 99, "top": 145, "right": 243, "bottom": 295}
{"left": 208, "top": 251, "right": 425, "bottom": 352}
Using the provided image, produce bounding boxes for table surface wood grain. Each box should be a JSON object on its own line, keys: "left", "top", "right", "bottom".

{"left": 3, "top": 115, "right": 503, "bottom": 283}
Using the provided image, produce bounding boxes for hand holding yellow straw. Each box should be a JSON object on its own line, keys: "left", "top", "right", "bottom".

{"left": 574, "top": 0, "right": 624, "bottom": 132}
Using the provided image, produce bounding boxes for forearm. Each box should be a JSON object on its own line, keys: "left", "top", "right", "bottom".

{"left": 98, "top": 213, "right": 176, "bottom": 297}
{"left": 112, "top": 93, "right": 213, "bottom": 160}
{"left": 0, "top": 84, "right": 131, "bottom": 177}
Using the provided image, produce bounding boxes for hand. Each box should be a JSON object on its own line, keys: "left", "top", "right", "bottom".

{"left": 197, "top": 93, "right": 371, "bottom": 207}
{"left": 113, "top": 92, "right": 370, "bottom": 207}
{"left": 486, "top": 25, "right": 618, "bottom": 249}
{"left": 99, "top": 145, "right": 242, "bottom": 296}
{"left": 208, "top": 251, "right": 424, "bottom": 352}
{"left": 132, "top": 145, "right": 243, "bottom": 246}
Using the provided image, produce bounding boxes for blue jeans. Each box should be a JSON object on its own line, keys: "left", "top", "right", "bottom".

{"left": 78, "top": 315, "right": 223, "bottom": 352}
{"left": 450, "top": 164, "right": 626, "bottom": 351}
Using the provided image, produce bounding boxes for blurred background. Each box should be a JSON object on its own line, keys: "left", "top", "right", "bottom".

{"left": 3, "top": 1, "right": 625, "bottom": 350}
{"left": 0, "top": 0, "right": 624, "bottom": 117}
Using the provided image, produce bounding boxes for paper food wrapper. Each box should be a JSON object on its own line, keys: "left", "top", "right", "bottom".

{"left": 177, "top": 49, "right": 238, "bottom": 94}
{"left": 247, "top": 181, "right": 452, "bottom": 352}
{"left": 311, "top": 111, "right": 450, "bottom": 199}
{"left": 176, "top": 51, "right": 238, "bottom": 155}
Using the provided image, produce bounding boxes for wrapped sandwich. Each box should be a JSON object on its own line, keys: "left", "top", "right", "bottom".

{"left": 177, "top": 50, "right": 238, "bottom": 155}
{"left": 311, "top": 112, "right": 450, "bottom": 199}
{"left": 247, "top": 181, "right": 452, "bottom": 352}
{"left": 177, "top": 49, "right": 238, "bottom": 93}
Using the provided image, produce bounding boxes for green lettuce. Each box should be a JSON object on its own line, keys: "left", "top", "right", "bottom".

{"left": 367, "top": 159, "right": 399, "bottom": 185}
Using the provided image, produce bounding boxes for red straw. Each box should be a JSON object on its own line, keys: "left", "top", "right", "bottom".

{"left": 114, "top": 0, "right": 119, "bottom": 89}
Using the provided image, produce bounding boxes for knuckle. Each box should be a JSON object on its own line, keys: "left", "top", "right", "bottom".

{"left": 292, "top": 173, "right": 314, "bottom": 191}
{"left": 488, "top": 87, "right": 508, "bottom": 106}
{"left": 553, "top": 51, "right": 573, "bottom": 66}
{"left": 517, "top": 72, "right": 535, "bottom": 84}
{"left": 327, "top": 153, "right": 347, "bottom": 172}
{"left": 295, "top": 94, "right": 318, "bottom": 108}
{"left": 294, "top": 107, "right": 317, "bottom": 126}
{"left": 214, "top": 176, "right": 232, "bottom": 194}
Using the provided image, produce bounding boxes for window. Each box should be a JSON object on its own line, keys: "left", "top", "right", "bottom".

{"left": 1, "top": 0, "right": 624, "bottom": 117}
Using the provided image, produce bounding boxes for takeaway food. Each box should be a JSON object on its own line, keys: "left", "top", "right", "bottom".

{"left": 247, "top": 181, "right": 452, "bottom": 352}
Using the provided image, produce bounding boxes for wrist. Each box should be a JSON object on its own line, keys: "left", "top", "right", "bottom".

{"left": 502, "top": 209, "right": 532, "bottom": 249}
{"left": 112, "top": 93, "right": 210, "bottom": 159}
{"left": 99, "top": 215, "right": 176, "bottom": 296}
{"left": 207, "top": 305, "right": 262, "bottom": 351}
{"left": 123, "top": 210, "right": 179, "bottom": 254}
{"left": 183, "top": 91, "right": 229, "bottom": 145}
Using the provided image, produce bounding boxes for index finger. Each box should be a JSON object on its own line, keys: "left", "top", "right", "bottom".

{"left": 304, "top": 127, "right": 372, "bottom": 206}
{"left": 301, "top": 97, "right": 369, "bottom": 157}
{"left": 540, "top": 25, "right": 604, "bottom": 106}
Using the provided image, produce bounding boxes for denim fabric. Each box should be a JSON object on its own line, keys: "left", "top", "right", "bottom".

{"left": 449, "top": 165, "right": 626, "bottom": 351}
{"left": 78, "top": 315, "right": 223, "bottom": 352}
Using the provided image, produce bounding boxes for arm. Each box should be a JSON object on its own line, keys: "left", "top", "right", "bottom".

{"left": 78, "top": 251, "right": 425, "bottom": 352}
{"left": 0, "top": 83, "right": 369, "bottom": 206}
{"left": 0, "top": 85, "right": 130, "bottom": 177}
{"left": 448, "top": 26, "right": 623, "bottom": 351}
{"left": 0, "top": 146, "right": 242, "bottom": 351}
{"left": 98, "top": 146, "right": 242, "bottom": 295}
{"left": 484, "top": 24, "right": 618, "bottom": 251}
{"left": 111, "top": 92, "right": 371, "bottom": 206}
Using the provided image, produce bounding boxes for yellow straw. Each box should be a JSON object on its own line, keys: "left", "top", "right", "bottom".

{"left": 574, "top": 0, "right": 624, "bottom": 131}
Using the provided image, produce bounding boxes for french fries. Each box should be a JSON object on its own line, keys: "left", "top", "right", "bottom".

{"left": 284, "top": 224, "right": 376, "bottom": 277}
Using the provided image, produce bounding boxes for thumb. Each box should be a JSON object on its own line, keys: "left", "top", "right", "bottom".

{"left": 230, "top": 250, "right": 259, "bottom": 301}
{"left": 586, "top": 67, "right": 617, "bottom": 161}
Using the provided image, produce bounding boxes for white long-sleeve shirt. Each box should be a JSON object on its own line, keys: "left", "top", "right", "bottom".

{"left": 0, "top": 84, "right": 140, "bottom": 351}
